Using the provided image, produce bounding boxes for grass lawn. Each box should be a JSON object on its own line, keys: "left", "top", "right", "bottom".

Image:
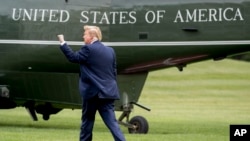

{"left": 0, "top": 59, "right": 250, "bottom": 141}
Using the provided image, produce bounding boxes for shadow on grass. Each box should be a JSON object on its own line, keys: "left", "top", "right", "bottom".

{"left": 0, "top": 120, "right": 79, "bottom": 130}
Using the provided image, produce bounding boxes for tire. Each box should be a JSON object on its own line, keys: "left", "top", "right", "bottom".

{"left": 43, "top": 114, "right": 50, "bottom": 121}
{"left": 128, "top": 116, "right": 149, "bottom": 134}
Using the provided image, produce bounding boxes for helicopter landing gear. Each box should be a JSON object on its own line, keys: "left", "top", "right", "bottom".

{"left": 24, "top": 101, "right": 62, "bottom": 121}
{"left": 118, "top": 102, "right": 150, "bottom": 134}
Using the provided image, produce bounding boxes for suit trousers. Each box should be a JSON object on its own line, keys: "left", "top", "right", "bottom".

{"left": 80, "top": 96, "right": 126, "bottom": 141}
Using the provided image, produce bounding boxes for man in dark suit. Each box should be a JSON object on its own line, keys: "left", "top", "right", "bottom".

{"left": 57, "top": 25, "right": 126, "bottom": 141}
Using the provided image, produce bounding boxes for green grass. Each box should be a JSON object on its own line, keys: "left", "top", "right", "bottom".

{"left": 1, "top": 59, "right": 250, "bottom": 141}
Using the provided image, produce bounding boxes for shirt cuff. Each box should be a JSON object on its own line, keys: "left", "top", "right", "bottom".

{"left": 60, "top": 41, "right": 66, "bottom": 46}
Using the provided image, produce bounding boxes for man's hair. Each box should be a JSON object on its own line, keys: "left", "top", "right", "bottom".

{"left": 83, "top": 25, "right": 102, "bottom": 41}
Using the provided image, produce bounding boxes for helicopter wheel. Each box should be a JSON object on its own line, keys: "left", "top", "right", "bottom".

{"left": 42, "top": 114, "right": 50, "bottom": 121}
{"left": 128, "top": 116, "right": 149, "bottom": 134}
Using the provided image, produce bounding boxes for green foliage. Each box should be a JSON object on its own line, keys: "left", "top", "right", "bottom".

{"left": 0, "top": 59, "right": 250, "bottom": 141}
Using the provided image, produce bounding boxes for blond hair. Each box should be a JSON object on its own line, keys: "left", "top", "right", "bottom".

{"left": 83, "top": 25, "right": 102, "bottom": 41}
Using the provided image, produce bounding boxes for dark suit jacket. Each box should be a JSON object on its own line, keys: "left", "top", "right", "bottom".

{"left": 60, "top": 41, "right": 120, "bottom": 100}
